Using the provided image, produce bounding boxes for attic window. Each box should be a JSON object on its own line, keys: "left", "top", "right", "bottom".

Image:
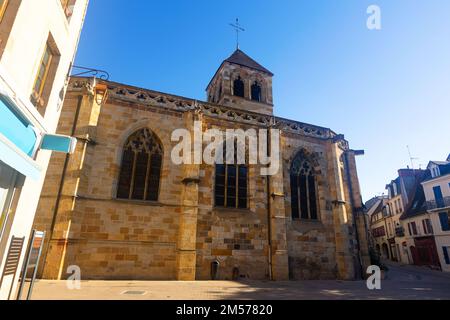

{"left": 433, "top": 167, "right": 440, "bottom": 177}
{"left": 251, "top": 81, "right": 261, "bottom": 102}
{"left": 233, "top": 76, "right": 244, "bottom": 98}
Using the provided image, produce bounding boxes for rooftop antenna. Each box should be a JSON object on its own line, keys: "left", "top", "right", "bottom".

{"left": 229, "top": 18, "right": 245, "bottom": 50}
{"left": 407, "top": 145, "right": 419, "bottom": 170}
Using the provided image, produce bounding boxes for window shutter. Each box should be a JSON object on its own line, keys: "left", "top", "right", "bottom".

{"left": 443, "top": 247, "right": 450, "bottom": 265}
{"left": 439, "top": 212, "right": 450, "bottom": 231}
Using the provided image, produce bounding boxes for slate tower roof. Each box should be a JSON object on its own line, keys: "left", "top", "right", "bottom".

{"left": 224, "top": 49, "right": 274, "bottom": 76}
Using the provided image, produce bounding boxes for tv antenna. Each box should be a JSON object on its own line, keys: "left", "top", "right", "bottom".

{"left": 407, "top": 145, "right": 419, "bottom": 170}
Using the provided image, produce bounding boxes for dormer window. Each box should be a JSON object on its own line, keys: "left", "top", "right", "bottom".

{"left": 433, "top": 166, "right": 440, "bottom": 178}
{"left": 233, "top": 76, "right": 244, "bottom": 98}
{"left": 251, "top": 81, "right": 262, "bottom": 102}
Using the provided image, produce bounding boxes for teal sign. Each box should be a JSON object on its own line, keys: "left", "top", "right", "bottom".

{"left": 41, "top": 134, "right": 77, "bottom": 154}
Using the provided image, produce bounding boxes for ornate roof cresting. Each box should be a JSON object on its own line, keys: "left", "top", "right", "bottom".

{"left": 67, "top": 77, "right": 350, "bottom": 150}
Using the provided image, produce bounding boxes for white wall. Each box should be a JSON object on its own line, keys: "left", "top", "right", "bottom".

{"left": 0, "top": 0, "right": 89, "bottom": 299}
{"left": 422, "top": 175, "right": 450, "bottom": 201}
{"left": 430, "top": 210, "right": 450, "bottom": 272}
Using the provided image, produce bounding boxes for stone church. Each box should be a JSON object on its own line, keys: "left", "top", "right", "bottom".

{"left": 33, "top": 48, "right": 370, "bottom": 281}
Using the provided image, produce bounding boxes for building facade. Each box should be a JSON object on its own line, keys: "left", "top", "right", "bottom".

{"left": 421, "top": 157, "right": 450, "bottom": 272}
{"left": 369, "top": 156, "right": 450, "bottom": 272}
{"left": 0, "top": 0, "right": 88, "bottom": 299}
{"left": 368, "top": 169, "right": 425, "bottom": 264}
{"left": 33, "top": 49, "right": 370, "bottom": 281}
{"left": 367, "top": 196, "right": 390, "bottom": 259}
{"left": 399, "top": 169, "right": 441, "bottom": 269}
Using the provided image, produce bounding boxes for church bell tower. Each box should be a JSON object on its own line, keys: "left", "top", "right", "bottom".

{"left": 206, "top": 49, "right": 274, "bottom": 115}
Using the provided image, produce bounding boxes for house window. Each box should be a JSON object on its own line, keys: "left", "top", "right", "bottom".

{"left": 443, "top": 247, "right": 450, "bottom": 265}
{"left": 251, "top": 81, "right": 261, "bottom": 102}
{"left": 439, "top": 212, "right": 450, "bottom": 231}
{"left": 32, "top": 44, "right": 53, "bottom": 99}
{"left": 409, "top": 222, "right": 418, "bottom": 236}
{"left": 290, "top": 151, "right": 318, "bottom": 220}
{"left": 0, "top": 0, "right": 21, "bottom": 61}
{"left": 432, "top": 167, "right": 440, "bottom": 178}
{"left": 0, "top": 0, "right": 8, "bottom": 22}
{"left": 214, "top": 143, "right": 248, "bottom": 209}
{"left": 233, "top": 76, "right": 245, "bottom": 98}
{"left": 433, "top": 186, "right": 444, "bottom": 208}
{"left": 422, "top": 219, "right": 433, "bottom": 234}
{"left": 117, "top": 128, "right": 163, "bottom": 202}
{"left": 31, "top": 38, "right": 60, "bottom": 114}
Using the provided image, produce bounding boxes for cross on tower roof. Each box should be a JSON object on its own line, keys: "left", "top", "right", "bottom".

{"left": 229, "top": 18, "right": 245, "bottom": 49}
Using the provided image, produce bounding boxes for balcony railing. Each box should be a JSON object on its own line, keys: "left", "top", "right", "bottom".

{"left": 426, "top": 197, "right": 450, "bottom": 210}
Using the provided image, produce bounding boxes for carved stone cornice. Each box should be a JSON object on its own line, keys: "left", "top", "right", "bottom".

{"left": 67, "top": 77, "right": 350, "bottom": 148}
{"left": 68, "top": 77, "right": 95, "bottom": 96}
{"left": 106, "top": 82, "right": 197, "bottom": 112}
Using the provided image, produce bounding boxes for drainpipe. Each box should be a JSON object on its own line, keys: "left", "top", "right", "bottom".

{"left": 266, "top": 121, "right": 273, "bottom": 280}
{"left": 343, "top": 151, "right": 364, "bottom": 280}
{"left": 41, "top": 94, "right": 83, "bottom": 276}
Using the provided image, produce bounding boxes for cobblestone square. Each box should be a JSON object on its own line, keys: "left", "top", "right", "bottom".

{"left": 30, "top": 263, "right": 450, "bottom": 300}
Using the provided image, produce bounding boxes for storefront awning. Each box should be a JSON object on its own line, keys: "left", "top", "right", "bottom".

{"left": 0, "top": 94, "right": 41, "bottom": 179}
{"left": 0, "top": 134, "right": 41, "bottom": 180}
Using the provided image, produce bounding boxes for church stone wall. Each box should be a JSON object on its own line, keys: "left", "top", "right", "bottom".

{"left": 282, "top": 134, "right": 338, "bottom": 279}
{"left": 195, "top": 119, "right": 271, "bottom": 280}
{"left": 34, "top": 87, "right": 185, "bottom": 280}
{"left": 33, "top": 76, "right": 367, "bottom": 281}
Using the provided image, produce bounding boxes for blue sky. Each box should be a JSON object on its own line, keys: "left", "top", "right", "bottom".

{"left": 74, "top": 0, "right": 450, "bottom": 201}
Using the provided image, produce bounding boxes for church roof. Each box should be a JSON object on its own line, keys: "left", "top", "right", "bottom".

{"left": 206, "top": 49, "right": 274, "bottom": 90}
{"left": 224, "top": 49, "right": 274, "bottom": 76}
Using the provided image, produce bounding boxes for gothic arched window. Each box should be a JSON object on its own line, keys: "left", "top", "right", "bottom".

{"left": 251, "top": 81, "right": 262, "bottom": 102}
{"left": 117, "top": 128, "right": 163, "bottom": 202}
{"left": 233, "top": 76, "right": 245, "bottom": 98}
{"left": 214, "top": 142, "right": 248, "bottom": 209}
{"left": 290, "top": 152, "right": 318, "bottom": 220}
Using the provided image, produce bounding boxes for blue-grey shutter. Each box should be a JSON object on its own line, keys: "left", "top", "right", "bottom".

{"left": 439, "top": 212, "right": 450, "bottom": 231}
{"left": 443, "top": 247, "right": 450, "bottom": 265}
